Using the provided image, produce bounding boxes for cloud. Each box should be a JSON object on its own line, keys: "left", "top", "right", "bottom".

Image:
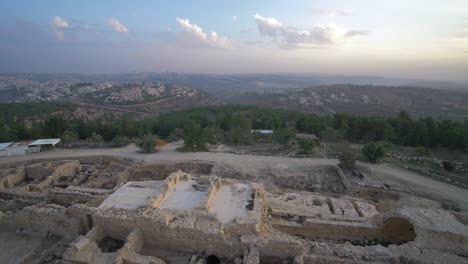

{"left": 311, "top": 9, "right": 353, "bottom": 17}
{"left": 52, "top": 16, "right": 68, "bottom": 28}
{"left": 107, "top": 18, "right": 129, "bottom": 33}
{"left": 254, "top": 14, "right": 283, "bottom": 37}
{"left": 176, "top": 18, "right": 231, "bottom": 49}
{"left": 345, "top": 30, "right": 370, "bottom": 37}
{"left": 232, "top": 16, "right": 238, "bottom": 22}
{"left": 52, "top": 16, "right": 68, "bottom": 40}
{"left": 253, "top": 14, "right": 366, "bottom": 48}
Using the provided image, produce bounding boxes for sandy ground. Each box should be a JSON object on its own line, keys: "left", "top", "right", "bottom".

{"left": 0, "top": 232, "right": 59, "bottom": 263}
{"left": 160, "top": 180, "right": 206, "bottom": 210}
{"left": 1, "top": 143, "right": 467, "bottom": 212}
{"left": 211, "top": 183, "right": 251, "bottom": 223}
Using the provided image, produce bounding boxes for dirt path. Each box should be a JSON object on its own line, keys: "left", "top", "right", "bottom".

{"left": 1, "top": 144, "right": 467, "bottom": 212}
{"left": 364, "top": 162, "right": 468, "bottom": 211}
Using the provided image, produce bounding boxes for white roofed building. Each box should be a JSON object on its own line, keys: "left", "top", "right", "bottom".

{"left": 28, "top": 138, "right": 61, "bottom": 153}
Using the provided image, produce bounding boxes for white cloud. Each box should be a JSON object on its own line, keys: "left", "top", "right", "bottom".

{"left": 52, "top": 16, "right": 69, "bottom": 28}
{"left": 253, "top": 13, "right": 367, "bottom": 48}
{"left": 345, "top": 30, "right": 370, "bottom": 37}
{"left": 311, "top": 9, "right": 353, "bottom": 17}
{"left": 232, "top": 15, "right": 238, "bottom": 22}
{"left": 52, "top": 16, "right": 68, "bottom": 40}
{"left": 107, "top": 18, "right": 129, "bottom": 33}
{"left": 176, "top": 18, "right": 232, "bottom": 49}
{"left": 254, "top": 14, "right": 283, "bottom": 37}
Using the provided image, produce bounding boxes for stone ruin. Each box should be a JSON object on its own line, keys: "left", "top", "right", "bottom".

{"left": 0, "top": 156, "right": 466, "bottom": 264}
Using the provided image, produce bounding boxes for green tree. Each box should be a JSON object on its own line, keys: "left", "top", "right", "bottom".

{"left": 225, "top": 127, "right": 253, "bottom": 146}
{"left": 273, "top": 128, "right": 295, "bottom": 145}
{"left": 362, "top": 142, "right": 384, "bottom": 163}
{"left": 137, "top": 134, "right": 158, "bottom": 153}
{"left": 339, "top": 148, "right": 356, "bottom": 169}
{"left": 87, "top": 132, "right": 104, "bottom": 143}
{"left": 112, "top": 136, "right": 129, "bottom": 146}
{"left": 298, "top": 138, "right": 315, "bottom": 155}
{"left": 61, "top": 130, "right": 78, "bottom": 144}
{"left": 413, "top": 146, "right": 432, "bottom": 157}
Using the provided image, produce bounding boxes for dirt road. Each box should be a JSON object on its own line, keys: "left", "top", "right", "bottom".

{"left": 1, "top": 144, "right": 467, "bottom": 211}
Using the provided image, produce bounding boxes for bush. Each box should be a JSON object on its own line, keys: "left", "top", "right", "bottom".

{"left": 87, "top": 132, "right": 104, "bottom": 143}
{"left": 112, "top": 136, "right": 129, "bottom": 145}
{"left": 339, "top": 149, "right": 356, "bottom": 169}
{"left": 413, "top": 146, "right": 432, "bottom": 157}
{"left": 137, "top": 134, "right": 158, "bottom": 153}
{"left": 61, "top": 130, "right": 78, "bottom": 144}
{"left": 362, "top": 142, "right": 384, "bottom": 163}
{"left": 273, "top": 128, "right": 295, "bottom": 145}
{"left": 167, "top": 128, "right": 184, "bottom": 142}
{"left": 298, "top": 139, "right": 315, "bottom": 155}
{"left": 442, "top": 160, "right": 455, "bottom": 171}
{"left": 225, "top": 128, "right": 253, "bottom": 146}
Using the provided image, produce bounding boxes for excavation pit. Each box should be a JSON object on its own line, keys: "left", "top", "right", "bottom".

{"left": 97, "top": 237, "right": 125, "bottom": 253}
{"left": 99, "top": 181, "right": 164, "bottom": 209}
{"left": 210, "top": 182, "right": 253, "bottom": 224}
{"left": 160, "top": 179, "right": 208, "bottom": 210}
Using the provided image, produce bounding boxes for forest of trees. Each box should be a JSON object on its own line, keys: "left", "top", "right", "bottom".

{"left": 0, "top": 103, "right": 467, "bottom": 151}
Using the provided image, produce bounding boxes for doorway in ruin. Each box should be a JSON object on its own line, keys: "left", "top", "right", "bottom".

{"left": 206, "top": 255, "right": 220, "bottom": 264}
{"left": 380, "top": 217, "right": 416, "bottom": 244}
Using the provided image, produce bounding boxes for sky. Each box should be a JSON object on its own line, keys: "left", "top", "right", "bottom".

{"left": 0, "top": 0, "right": 467, "bottom": 81}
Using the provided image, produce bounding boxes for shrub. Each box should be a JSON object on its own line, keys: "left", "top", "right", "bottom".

{"left": 87, "top": 132, "right": 104, "bottom": 143}
{"left": 339, "top": 149, "right": 356, "bottom": 169}
{"left": 298, "top": 139, "right": 315, "bottom": 155}
{"left": 225, "top": 128, "right": 253, "bottom": 146}
{"left": 137, "top": 134, "right": 158, "bottom": 153}
{"left": 362, "top": 142, "right": 384, "bottom": 163}
{"left": 413, "top": 146, "right": 432, "bottom": 157}
{"left": 61, "top": 130, "right": 78, "bottom": 144}
{"left": 442, "top": 160, "right": 455, "bottom": 171}
{"left": 273, "top": 128, "right": 295, "bottom": 145}
{"left": 112, "top": 136, "right": 129, "bottom": 146}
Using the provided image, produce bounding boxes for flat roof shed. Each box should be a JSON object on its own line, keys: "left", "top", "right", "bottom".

{"left": 0, "top": 142, "right": 14, "bottom": 151}
{"left": 28, "top": 138, "right": 61, "bottom": 147}
{"left": 295, "top": 133, "right": 319, "bottom": 140}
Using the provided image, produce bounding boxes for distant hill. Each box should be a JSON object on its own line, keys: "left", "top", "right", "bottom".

{"left": 1, "top": 73, "right": 467, "bottom": 120}
{"left": 226, "top": 84, "right": 468, "bottom": 121}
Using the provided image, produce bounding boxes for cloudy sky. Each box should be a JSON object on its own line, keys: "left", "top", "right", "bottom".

{"left": 0, "top": 0, "right": 467, "bottom": 80}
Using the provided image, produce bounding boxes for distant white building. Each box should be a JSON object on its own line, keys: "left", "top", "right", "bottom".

{"left": 0, "top": 142, "right": 30, "bottom": 157}
{"left": 0, "top": 142, "right": 14, "bottom": 157}
{"left": 250, "top": 129, "right": 273, "bottom": 134}
{"left": 28, "top": 138, "right": 61, "bottom": 153}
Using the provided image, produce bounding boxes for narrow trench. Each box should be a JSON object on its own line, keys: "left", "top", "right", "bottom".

{"left": 352, "top": 201, "right": 364, "bottom": 217}
{"left": 326, "top": 197, "right": 335, "bottom": 214}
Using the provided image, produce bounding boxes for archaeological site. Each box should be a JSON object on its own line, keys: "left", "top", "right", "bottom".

{"left": 0, "top": 155, "right": 467, "bottom": 264}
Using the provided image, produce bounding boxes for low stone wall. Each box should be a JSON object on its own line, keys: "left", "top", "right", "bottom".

{"left": 32, "top": 160, "right": 81, "bottom": 192}
{"left": 334, "top": 165, "right": 351, "bottom": 194}
{"left": 0, "top": 166, "right": 26, "bottom": 189}
{"left": 0, "top": 204, "right": 83, "bottom": 238}
{"left": 0, "top": 188, "right": 46, "bottom": 203}
{"left": 272, "top": 214, "right": 416, "bottom": 244}
{"left": 273, "top": 218, "right": 378, "bottom": 242}
{"left": 93, "top": 209, "right": 139, "bottom": 241}
{"left": 257, "top": 234, "right": 305, "bottom": 258}
{"left": 128, "top": 162, "right": 213, "bottom": 181}
{"left": 50, "top": 188, "right": 103, "bottom": 206}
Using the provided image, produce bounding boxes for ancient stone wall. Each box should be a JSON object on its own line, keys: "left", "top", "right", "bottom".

{"left": 32, "top": 160, "right": 81, "bottom": 192}
{"left": 0, "top": 166, "right": 26, "bottom": 189}
{"left": 0, "top": 204, "right": 83, "bottom": 238}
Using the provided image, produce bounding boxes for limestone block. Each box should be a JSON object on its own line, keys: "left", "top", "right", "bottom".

{"left": 25, "top": 163, "right": 53, "bottom": 181}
